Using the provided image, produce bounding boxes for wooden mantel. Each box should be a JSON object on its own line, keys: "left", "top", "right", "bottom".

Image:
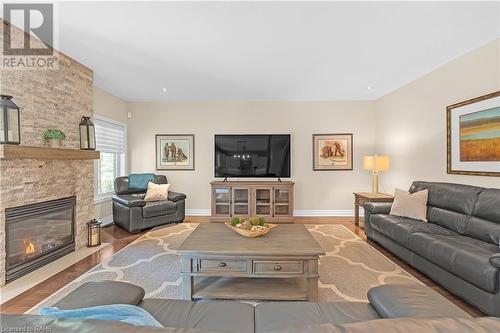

{"left": 0, "top": 145, "right": 100, "bottom": 160}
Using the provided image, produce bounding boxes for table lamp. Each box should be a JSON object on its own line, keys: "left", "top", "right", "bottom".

{"left": 363, "top": 155, "right": 390, "bottom": 193}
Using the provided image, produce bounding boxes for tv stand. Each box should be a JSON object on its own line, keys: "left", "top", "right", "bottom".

{"left": 210, "top": 180, "right": 294, "bottom": 223}
{"left": 222, "top": 177, "right": 228, "bottom": 182}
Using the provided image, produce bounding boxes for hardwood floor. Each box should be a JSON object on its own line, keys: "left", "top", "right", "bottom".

{"left": 0, "top": 216, "right": 484, "bottom": 317}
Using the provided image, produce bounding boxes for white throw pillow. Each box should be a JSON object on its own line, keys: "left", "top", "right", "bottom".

{"left": 144, "top": 182, "right": 170, "bottom": 202}
{"left": 390, "top": 188, "right": 429, "bottom": 222}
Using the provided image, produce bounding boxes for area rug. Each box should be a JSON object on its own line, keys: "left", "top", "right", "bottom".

{"left": 27, "top": 223, "right": 417, "bottom": 313}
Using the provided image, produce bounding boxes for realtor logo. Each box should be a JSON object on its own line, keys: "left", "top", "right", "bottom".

{"left": 3, "top": 3, "right": 54, "bottom": 56}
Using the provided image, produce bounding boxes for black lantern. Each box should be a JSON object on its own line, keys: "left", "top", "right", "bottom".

{"left": 79, "top": 116, "right": 96, "bottom": 150}
{"left": 0, "top": 95, "right": 21, "bottom": 145}
{"left": 87, "top": 219, "right": 101, "bottom": 247}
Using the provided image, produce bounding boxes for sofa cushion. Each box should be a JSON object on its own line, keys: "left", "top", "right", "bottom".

{"left": 425, "top": 206, "right": 469, "bottom": 235}
{"left": 264, "top": 318, "right": 500, "bottom": 333}
{"left": 272, "top": 317, "right": 500, "bottom": 333}
{"left": 53, "top": 281, "right": 145, "bottom": 310}
{"left": 390, "top": 188, "right": 428, "bottom": 222}
{"left": 254, "top": 302, "right": 379, "bottom": 332}
{"left": 142, "top": 201, "right": 177, "bottom": 218}
{"left": 139, "top": 299, "right": 254, "bottom": 333}
{"left": 144, "top": 182, "right": 171, "bottom": 202}
{"left": 409, "top": 181, "right": 481, "bottom": 234}
{"left": 409, "top": 181, "right": 480, "bottom": 216}
{"left": 129, "top": 173, "right": 157, "bottom": 190}
{"left": 370, "top": 214, "right": 458, "bottom": 247}
{"left": 409, "top": 233, "right": 499, "bottom": 293}
{"left": 113, "top": 194, "right": 147, "bottom": 208}
{"left": 40, "top": 304, "right": 163, "bottom": 328}
{"left": 464, "top": 189, "right": 500, "bottom": 245}
{"left": 367, "top": 283, "right": 471, "bottom": 318}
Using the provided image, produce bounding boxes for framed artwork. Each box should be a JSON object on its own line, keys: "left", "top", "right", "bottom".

{"left": 313, "top": 133, "right": 353, "bottom": 171}
{"left": 447, "top": 91, "right": 500, "bottom": 177}
{"left": 155, "top": 134, "right": 195, "bottom": 170}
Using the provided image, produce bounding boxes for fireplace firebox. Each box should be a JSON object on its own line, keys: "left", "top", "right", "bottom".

{"left": 5, "top": 196, "right": 75, "bottom": 283}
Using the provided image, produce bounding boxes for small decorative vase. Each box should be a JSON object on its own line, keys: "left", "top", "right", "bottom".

{"left": 48, "top": 138, "right": 61, "bottom": 148}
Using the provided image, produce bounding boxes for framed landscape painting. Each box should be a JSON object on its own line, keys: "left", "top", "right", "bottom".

{"left": 156, "top": 134, "right": 195, "bottom": 170}
{"left": 447, "top": 91, "right": 500, "bottom": 176}
{"left": 313, "top": 133, "right": 353, "bottom": 171}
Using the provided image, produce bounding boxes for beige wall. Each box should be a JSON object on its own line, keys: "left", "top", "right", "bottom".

{"left": 93, "top": 87, "right": 128, "bottom": 220}
{"left": 374, "top": 39, "right": 500, "bottom": 192}
{"left": 102, "top": 39, "right": 500, "bottom": 216}
{"left": 127, "top": 101, "right": 376, "bottom": 213}
{"left": 94, "top": 87, "right": 129, "bottom": 123}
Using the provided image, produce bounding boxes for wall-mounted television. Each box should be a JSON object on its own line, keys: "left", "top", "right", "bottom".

{"left": 215, "top": 134, "right": 291, "bottom": 178}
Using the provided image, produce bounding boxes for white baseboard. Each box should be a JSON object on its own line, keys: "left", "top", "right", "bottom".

{"left": 99, "top": 215, "right": 114, "bottom": 227}
{"left": 186, "top": 209, "right": 211, "bottom": 216}
{"left": 293, "top": 209, "right": 362, "bottom": 217}
{"left": 184, "top": 209, "right": 362, "bottom": 217}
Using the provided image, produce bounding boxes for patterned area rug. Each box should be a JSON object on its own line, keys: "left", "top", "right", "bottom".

{"left": 28, "top": 223, "right": 417, "bottom": 313}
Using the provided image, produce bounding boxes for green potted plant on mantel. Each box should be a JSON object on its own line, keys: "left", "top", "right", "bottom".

{"left": 43, "top": 129, "right": 66, "bottom": 148}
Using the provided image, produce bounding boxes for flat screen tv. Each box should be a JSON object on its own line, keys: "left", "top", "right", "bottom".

{"left": 215, "top": 134, "right": 291, "bottom": 178}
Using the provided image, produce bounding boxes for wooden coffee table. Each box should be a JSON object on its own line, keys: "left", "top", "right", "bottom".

{"left": 177, "top": 223, "right": 325, "bottom": 301}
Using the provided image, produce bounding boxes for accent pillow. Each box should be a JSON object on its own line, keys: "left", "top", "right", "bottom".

{"left": 39, "top": 304, "right": 163, "bottom": 327}
{"left": 390, "top": 188, "right": 429, "bottom": 222}
{"left": 128, "top": 173, "right": 156, "bottom": 190}
{"left": 144, "top": 182, "right": 170, "bottom": 202}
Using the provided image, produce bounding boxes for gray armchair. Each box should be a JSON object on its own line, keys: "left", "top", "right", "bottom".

{"left": 112, "top": 175, "right": 186, "bottom": 233}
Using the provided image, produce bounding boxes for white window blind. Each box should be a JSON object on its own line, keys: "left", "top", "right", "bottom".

{"left": 94, "top": 116, "right": 127, "bottom": 201}
{"left": 95, "top": 117, "right": 126, "bottom": 154}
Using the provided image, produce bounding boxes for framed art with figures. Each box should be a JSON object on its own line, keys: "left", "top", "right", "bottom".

{"left": 313, "top": 133, "right": 353, "bottom": 171}
{"left": 156, "top": 134, "right": 195, "bottom": 170}
{"left": 447, "top": 91, "right": 500, "bottom": 177}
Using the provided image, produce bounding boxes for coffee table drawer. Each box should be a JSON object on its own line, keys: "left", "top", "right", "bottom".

{"left": 253, "top": 261, "right": 304, "bottom": 274}
{"left": 198, "top": 259, "right": 247, "bottom": 272}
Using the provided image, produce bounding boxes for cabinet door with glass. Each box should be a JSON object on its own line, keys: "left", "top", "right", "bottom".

{"left": 212, "top": 187, "right": 231, "bottom": 217}
{"left": 252, "top": 187, "right": 273, "bottom": 218}
{"left": 273, "top": 186, "right": 293, "bottom": 217}
{"left": 232, "top": 187, "right": 251, "bottom": 217}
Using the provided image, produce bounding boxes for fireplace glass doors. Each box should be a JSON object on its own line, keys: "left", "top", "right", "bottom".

{"left": 5, "top": 196, "right": 75, "bottom": 283}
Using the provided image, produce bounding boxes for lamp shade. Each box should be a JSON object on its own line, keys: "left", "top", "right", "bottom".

{"left": 363, "top": 155, "right": 390, "bottom": 171}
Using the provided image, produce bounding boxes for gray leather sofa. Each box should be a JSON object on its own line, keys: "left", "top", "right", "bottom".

{"left": 364, "top": 181, "right": 500, "bottom": 316}
{"left": 112, "top": 175, "right": 186, "bottom": 233}
{"left": 2, "top": 280, "right": 499, "bottom": 332}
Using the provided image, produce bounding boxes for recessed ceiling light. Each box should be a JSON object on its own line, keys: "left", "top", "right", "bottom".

{"left": 162, "top": 88, "right": 167, "bottom": 92}
{"left": 367, "top": 86, "right": 372, "bottom": 90}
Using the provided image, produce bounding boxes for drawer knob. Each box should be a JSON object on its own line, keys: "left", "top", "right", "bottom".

{"left": 219, "top": 262, "right": 227, "bottom": 268}
{"left": 273, "top": 265, "right": 282, "bottom": 271}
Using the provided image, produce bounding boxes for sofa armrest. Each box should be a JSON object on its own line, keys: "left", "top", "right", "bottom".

{"left": 112, "top": 194, "right": 146, "bottom": 208}
{"left": 489, "top": 254, "right": 500, "bottom": 268}
{"left": 52, "top": 281, "right": 145, "bottom": 310}
{"left": 363, "top": 202, "right": 392, "bottom": 215}
{"left": 168, "top": 191, "right": 186, "bottom": 202}
{"left": 367, "top": 283, "right": 471, "bottom": 319}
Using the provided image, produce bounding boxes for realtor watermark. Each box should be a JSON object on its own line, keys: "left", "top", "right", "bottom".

{"left": 1, "top": 2, "right": 58, "bottom": 69}
{"left": 0, "top": 326, "right": 52, "bottom": 332}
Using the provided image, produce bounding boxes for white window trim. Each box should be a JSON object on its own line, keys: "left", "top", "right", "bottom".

{"left": 94, "top": 115, "right": 128, "bottom": 204}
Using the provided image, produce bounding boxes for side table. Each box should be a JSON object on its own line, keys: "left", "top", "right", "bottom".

{"left": 353, "top": 192, "right": 394, "bottom": 227}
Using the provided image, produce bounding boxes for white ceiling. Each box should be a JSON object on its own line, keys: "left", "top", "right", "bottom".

{"left": 48, "top": 2, "right": 500, "bottom": 101}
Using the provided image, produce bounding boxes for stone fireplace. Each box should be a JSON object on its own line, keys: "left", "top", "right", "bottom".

{"left": 5, "top": 197, "right": 76, "bottom": 283}
{"left": 0, "top": 19, "right": 96, "bottom": 286}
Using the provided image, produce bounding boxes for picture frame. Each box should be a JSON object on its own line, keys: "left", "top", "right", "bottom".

{"left": 155, "top": 134, "right": 195, "bottom": 170}
{"left": 447, "top": 91, "right": 500, "bottom": 177}
{"left": 313, "top": 133, "right": 353, "bottom": 171}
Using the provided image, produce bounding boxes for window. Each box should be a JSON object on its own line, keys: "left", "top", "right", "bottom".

{"left": 94, "top": 116, "right": 127, "bottom": 202}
